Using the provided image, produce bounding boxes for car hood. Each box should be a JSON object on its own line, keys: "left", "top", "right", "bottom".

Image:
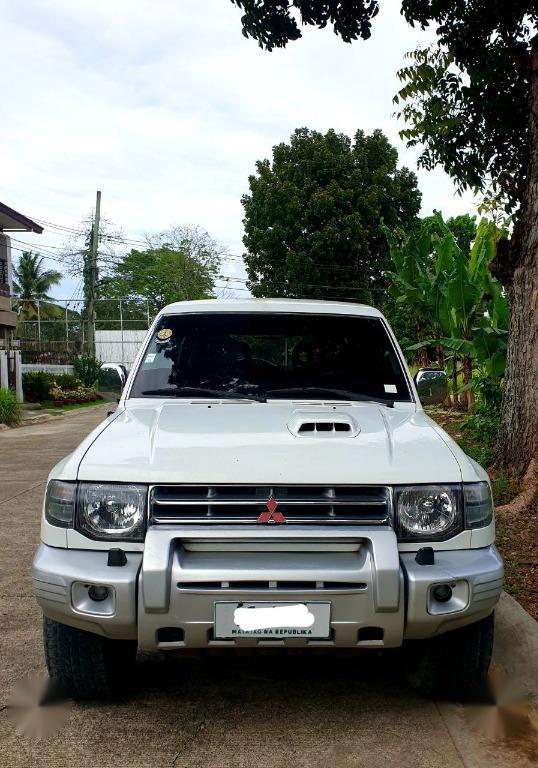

{"left": 76, "top": 400, "right": 467, "bottom": 485}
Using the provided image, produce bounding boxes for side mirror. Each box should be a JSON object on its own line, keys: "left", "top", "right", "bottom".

{"left": 98, "top": 366, "right": 125, "bottom": 395}
{"left": 414, "top": 368, "right": 448, "bottom": 406}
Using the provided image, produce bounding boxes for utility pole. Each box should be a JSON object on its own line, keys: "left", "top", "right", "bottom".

{"left": 85, "top": 190, "right": 101, "bottom": 357}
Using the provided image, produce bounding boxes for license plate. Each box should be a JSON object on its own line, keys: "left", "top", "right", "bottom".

{"left": 214, "top": 601, "right": 331, "bottom": 639}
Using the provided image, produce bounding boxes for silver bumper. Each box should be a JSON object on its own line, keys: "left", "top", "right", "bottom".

{"left": 32, "top": 527, "right": 503, "bottom": 648}
{"left": 32, "top": 545, "right": 142, "bottom": 639}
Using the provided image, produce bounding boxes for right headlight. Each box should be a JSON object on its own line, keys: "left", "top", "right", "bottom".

{"left": 45, "top": 480, "right": 76, "bottom": 528}
{"left": 395, "top": 485, "right": 462, "bottom": 541}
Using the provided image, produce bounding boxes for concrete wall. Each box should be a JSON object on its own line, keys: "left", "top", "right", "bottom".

{"left": 95, "top": 330, "right": 148, "bottom": 365}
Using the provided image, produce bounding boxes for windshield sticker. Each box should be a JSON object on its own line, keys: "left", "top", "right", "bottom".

{"left": 145, "top": 353, "right": 156, "bottom": 364}
{"left": 384, "top": 384, "right": 397, "bottom": 394}
{"left": 156, "top": 328, "right": 173, "bottom": 342}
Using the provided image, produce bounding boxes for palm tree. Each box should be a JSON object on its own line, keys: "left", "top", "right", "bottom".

{"left": 12, "top": 251, "right": 62, "bottom": 320}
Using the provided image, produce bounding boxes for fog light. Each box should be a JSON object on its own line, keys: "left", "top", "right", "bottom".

{"left": 88, "top": 585, "right": 109, "bottom": 602}
{"left": 432, "top": 584, "right": 452, "bottom": 603}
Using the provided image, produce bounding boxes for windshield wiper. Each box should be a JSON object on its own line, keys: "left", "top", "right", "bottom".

{"left": 263, "top": 386, "right": 394, "bottom": 408}
{"left": 140, "top": 387, "right": 267, "bottom": 402}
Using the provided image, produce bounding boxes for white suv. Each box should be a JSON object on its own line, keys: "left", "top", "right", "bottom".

{"left": 33, "top": 299, "right": 503, "bottom": 699}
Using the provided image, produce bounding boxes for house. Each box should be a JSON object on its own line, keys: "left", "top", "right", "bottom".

{"left": 0, "top": 201, "right": 43, "bottom": 394}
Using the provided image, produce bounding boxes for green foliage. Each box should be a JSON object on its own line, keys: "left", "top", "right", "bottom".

{"left": 230, "top": 1, "right": 380, "bottom": 50}
{"left": 381, "top": 293, "right": 426, "bottom": 359}
{"left": 446, "top": 215, "right": 477, "bottom": 257}
{"left": 22, "top": 371, "right": 53, "bottom": 402}
{"left": 22, "top": 370, "right": 98, "bottom": 403}
{"left": 54, "top": 373, "right": 81, "bottom": 390}
{"left": 73, "top": 356, "right": 102, "bottom": 387}
{"left": 490, "top": 475, "right": 516, "bottom": 507}
{"left": 99, "top": 225, "right": 221, "bottom": 319}
{"left": 242, "top": 127, "right": 421, "bottom": 303}
{"left": 393, "top": 5, "right": 535, "bottom": 210}
{"left": 387, "top": 213, "right": 509, "bottom": 401}
{"left": 13, "top": 252, "right": 62, "bottom": 321}
{"left": 0, "top": 388, "right": 21, "bottom": 426}
{"left": 461, "top": 375, "right": 503, "bottom": 467}
{"left": 49, "top": 382, "right": 100, "bottom": 404}
{"left": 231, "top": 2, "right": 535, "bottom": 211}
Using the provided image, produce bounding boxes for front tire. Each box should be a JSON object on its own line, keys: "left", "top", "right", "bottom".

{"left": 406, "top": 613, "right": 494, "bottom": 700}
{"left": 43, "top": 617, "right": 137, "bottom": 700}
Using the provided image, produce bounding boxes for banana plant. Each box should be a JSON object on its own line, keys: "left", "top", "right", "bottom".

{"left": 387, "top": 216, "right": 508, "bottom": 410}
{"left": 385, "top": 223, "right": 437, "bottom": 368}
{"left": 439, "top": 220, "right": 508, "bottom": 407}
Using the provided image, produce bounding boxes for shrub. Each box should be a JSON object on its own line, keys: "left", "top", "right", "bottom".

{"left": 0, "top": 388, "right": 21, "bottom": 425}
{"left": 22, "top": 371, "right": 53, "bottom": 402}
{"left": 50, "top": 382, "right": 101, "bottom": 405}
{"left": 54, "top": 373, "right": 81, "bottom": 390}
{"left": 461, "top": 374, "right": 502, "bottom": 467}
{"left": 73, "top": 356, "right": 102, "bottom": 387}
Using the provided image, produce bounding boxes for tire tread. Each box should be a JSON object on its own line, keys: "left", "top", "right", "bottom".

{"left": 43, "top": 617, "right": 136, "bottom": 700}
{"left": 407, "top": 613, "right": 495, "bottom": 699}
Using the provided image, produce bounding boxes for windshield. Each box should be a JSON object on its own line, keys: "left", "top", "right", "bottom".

{"left": 129, "top": 312, "right": 411, "bottom": 402}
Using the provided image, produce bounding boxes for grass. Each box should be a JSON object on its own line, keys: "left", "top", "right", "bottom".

{"left": 40, "top": 397, "right": 107, "bottom": 414}
{"left": 427, "top": 406, "right": 537, "bottom": 619}
{"left": 0, "top": 388, "right": 22, "bottom": 426}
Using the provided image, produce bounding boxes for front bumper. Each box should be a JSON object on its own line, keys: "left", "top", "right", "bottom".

{"left": 32, "top": 526, "right": 503, "bottom": 648}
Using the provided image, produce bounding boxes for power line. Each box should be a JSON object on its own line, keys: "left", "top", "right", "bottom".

{"left": 8, "top": 243, "right": 82, "bottom": 263}
{"left": 20, "top": 213, "right": 391, "bottom": 291}
{"left": 9, "top": 242, "right": 388, "bottom": 296}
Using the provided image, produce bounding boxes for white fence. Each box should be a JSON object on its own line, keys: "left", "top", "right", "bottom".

{"left": 95, "top": 330, "right": 148, "bottom": 365}
{"left": 22, "top": 363, "right": 74, "bottom": 375}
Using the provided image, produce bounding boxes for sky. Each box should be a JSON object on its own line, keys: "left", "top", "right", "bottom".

{"left": 1, "top": 0, "right": 477, "bottom": 305}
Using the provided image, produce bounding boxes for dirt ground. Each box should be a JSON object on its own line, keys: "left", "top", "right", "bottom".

{"left": 430, "top": 408, "right": 538, "bottom": 620}
{"left": 0, "top": 405, "right": 536, "bottom": 768}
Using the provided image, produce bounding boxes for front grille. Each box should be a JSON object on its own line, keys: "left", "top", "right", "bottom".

{"left": 177, "top": 581, "right": 367, "bottom": 591}
{"left": 150, "top": 485, "right": 391, "bottom": 525}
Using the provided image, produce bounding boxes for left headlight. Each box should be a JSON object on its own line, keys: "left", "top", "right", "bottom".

{"left": 395, "top": 485, "right": 462, "bottom": 541}
{"left": 77, "top": 483, "right": 147, "bottom": 541}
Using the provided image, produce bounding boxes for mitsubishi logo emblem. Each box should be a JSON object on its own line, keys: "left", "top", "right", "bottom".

{"left": 258, "top": 495, "right": 287, "bottom": 524}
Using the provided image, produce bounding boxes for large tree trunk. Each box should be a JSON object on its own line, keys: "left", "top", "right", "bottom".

{"left": 495, "top": 36, "right": 538, "bottom": 481}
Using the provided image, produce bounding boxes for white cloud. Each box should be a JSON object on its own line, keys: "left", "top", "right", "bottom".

{"left": 1, "top": 0, "right": 477, "bottom": 301}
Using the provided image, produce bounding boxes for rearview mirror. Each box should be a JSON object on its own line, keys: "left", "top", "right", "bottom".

{"left": 414, "top": 368, "right": 448, "bottom": 406}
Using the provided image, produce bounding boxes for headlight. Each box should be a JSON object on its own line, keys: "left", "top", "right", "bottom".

{"left": 464, "top": 482, "right": 493, "bottom": 529}
{"left": 77, "top": 483, "right": 147, "bottom": 541}
{"left": 45, "top": 480, "right": 76, "bottom": 527}
{"left": 395, "top": 485, "right": 461, "bottom": 541}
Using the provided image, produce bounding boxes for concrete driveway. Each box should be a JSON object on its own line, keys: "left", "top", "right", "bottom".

{"left": 0, "top": 405, "right": 536, "bottom": 768}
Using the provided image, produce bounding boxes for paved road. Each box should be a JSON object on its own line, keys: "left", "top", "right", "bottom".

{"left": 0, "top": 406, "right": 535, "bottom": 768}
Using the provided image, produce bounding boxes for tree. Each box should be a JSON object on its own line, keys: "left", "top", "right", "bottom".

{"left": 446, "top": 215, "right": 477, "bottom": 258}
{"left": 12, "top": 251, "right": 62, "bottom": 320}
{"left": 229, "top": 1, "right": 537, "bottom": 481}
{"left": 388, "top": 215, "right": 509, "bottom": 411}
{"left": 99, "top": 225, "right": 222, "bottom": 319}
{"left": 242, "top": 127, "right": 421, "bottom": 303}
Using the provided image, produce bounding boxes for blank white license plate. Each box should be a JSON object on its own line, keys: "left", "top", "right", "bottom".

{"left": 214, "top": 601, "right": 331, "bottom": 639}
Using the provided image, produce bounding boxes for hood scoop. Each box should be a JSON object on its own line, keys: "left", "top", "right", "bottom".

{"left": 287, "top": 411, "right": 360, "bottom": 438}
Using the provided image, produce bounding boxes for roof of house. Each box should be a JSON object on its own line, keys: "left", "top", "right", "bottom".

{"left": 0, "top": 201, "right": 43, "bottom": 233}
